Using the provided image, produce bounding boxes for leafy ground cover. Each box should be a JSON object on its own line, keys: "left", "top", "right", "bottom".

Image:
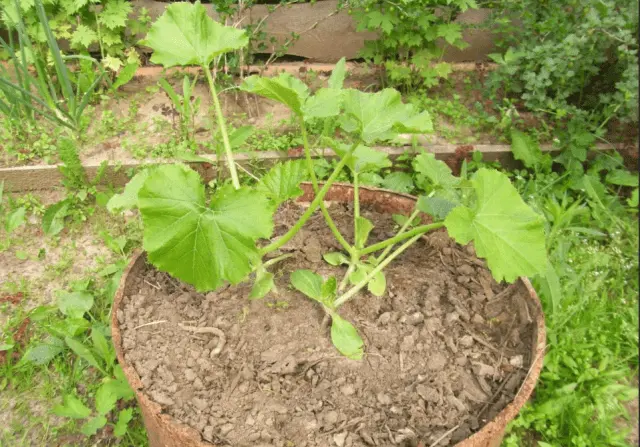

{"left": 0, "top": 136, "right": 637, "bottom": 446}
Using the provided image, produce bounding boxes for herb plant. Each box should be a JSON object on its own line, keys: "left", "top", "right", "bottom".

{"left": 111, "top": 2, "right": 547, "bottom": 360}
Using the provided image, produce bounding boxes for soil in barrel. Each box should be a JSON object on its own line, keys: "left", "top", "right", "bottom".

{"left": 118, "top": 201, "right": 535, "bottom": 447}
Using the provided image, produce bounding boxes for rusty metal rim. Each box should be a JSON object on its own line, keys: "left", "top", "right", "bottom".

{"left": 111, "top": 182, "right": 546, "bottom": 447}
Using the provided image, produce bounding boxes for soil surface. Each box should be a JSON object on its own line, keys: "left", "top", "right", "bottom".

{"left": 118, "top": 201, "right": 537, "bottom": 447}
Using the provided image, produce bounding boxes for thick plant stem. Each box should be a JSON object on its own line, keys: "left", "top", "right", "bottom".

{"left": 204, "top": 67, "right": 240, "bottom": 190}
{"left": 335, "top": 233, "right": 423, "bottom": 307}
{"left": 300, "top": 117, "right": 354, "bottom": 255}
{"left": 376, "top": 208, "right": 420, "bottom": 264}
{"left": 360, "top": 222, "right": 444, "bottom": 256}
{"left": 353, "top": 172, "right": 361, "bottom": 247}
{"left": 260, "top": 150, "right": 354, "bottom": 256}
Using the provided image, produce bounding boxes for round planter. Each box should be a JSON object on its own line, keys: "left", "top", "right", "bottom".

{"left": 111, "top": 182, "right": 546, "bottom": 447}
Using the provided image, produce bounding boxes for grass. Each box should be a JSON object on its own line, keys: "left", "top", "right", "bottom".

{"left": 503, "top": 167, "right": 639, "bottom": 446}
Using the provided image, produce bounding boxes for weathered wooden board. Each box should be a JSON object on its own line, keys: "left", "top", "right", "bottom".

{"left": 0, "top": 143, "right": 624, "bottom": 193}
{"left": 133, "top": 0, "right": 497, "bottom": 63}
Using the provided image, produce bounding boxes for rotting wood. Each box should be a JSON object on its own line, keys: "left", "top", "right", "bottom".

{"left": 0, "top": 143, "right": 631, "bottom": 192}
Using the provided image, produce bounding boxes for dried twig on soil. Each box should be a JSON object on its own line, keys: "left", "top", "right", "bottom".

{"left": 143, "top": 279, "right": 161, "bottom": 290}
{"left": 476, "top": 371, "right": 515, "bottom": 421}
{"left": 133, "top": 320, "right": 168, "bottom": 330}
{"left": 427, "top": 424, "right": 460, "bottom": 447}
{"left": 178, "top": 323, "right": 226, "bottom": 357}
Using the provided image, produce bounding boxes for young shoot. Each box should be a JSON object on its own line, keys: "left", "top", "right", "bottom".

{"left": 109, "top": 2, "right": 548, "bottom": 360}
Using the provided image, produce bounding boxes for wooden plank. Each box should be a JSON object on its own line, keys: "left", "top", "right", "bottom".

{"left": 0, "top": 143, "right": 628, "bottom": 193}
{"left": 133, "top": 0, "right": 497, "bottom": 63}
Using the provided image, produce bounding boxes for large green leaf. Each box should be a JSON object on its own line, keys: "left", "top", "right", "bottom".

{"left": 340, "top": 89, "right": 432, "bottom": 143}
{"left": 141, "top": 2, "right": 248, "bottom": 68}
{"left": 328, "top": 57, "right": 347, "bottom": 89}
{"left": 381, "top": 172, "right": 414, "bottom": 193}
{"left": 444, "top": 169, "right": 546, "bottom": 283}
{"left": 256, "top": 160, "right": 307, "bottom": 206}
{"left": 413, "top": 152, "right": 458, "bottom": 189}
{"left": 330, "top": 313, "right": 363, "bottom": 360}
{"left": 240, "top": 73, "right": 309, "bottom": 116}
{"left": 139, "top": 164, "right": 273, "bottom": 291}
{"left": 301, "top": 87, "right": 343, "bottom": 120}
{"left": 332, "top": 142, "right": 391, "bottom": 174}
{"left": 107, "top": 169, "right": 151, "bottom": 213}
{"left": 417, "top": 195, "right": 457, "bottom": 220}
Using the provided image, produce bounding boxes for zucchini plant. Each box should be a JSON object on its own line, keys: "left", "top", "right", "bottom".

{"left": 110, "top": 2, "right": 547, "bottom": 360}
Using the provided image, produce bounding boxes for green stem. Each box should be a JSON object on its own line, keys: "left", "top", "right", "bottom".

{"left": 300, "top": 116, "right": 354, "bottom": 255}
{"left": 263, "top": 253, "right": 294, "bottom": 269}
{"left": 204, "top": 66, "right": 240, "bottom": 190}
{"left": 376, "top": 208, "right": 420, "bottom": 264}
{"left": 335, "top": 233, "right": 423, "bottom": 307}
{"left": 360, "top": 222, "right": 444, "bottom": 257}
{"left": 338, "top": 262, "right": 355, "bottom": 292}
{"left": 353, "top": 171, "right": 361, "bottom": 247}
{"left": 260, "top": 149, "right": 354, "bottom": 255}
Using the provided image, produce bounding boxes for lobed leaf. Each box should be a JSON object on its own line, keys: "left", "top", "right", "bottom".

{"left": 106, "top": 169, "right": 151, "bottom": 213}
{"left": 444, "top": 169, "right": 546, "bottom": 283}
{"left": 417, "top": 195, "right": 457, "bottom": 220}
{"left": 340, "top": 89, "right": 432, "bottom": 143}
{"left": 142, "top": 2, "right": 248, "bottom": 68}
{"left": 256, "top": 160, "right": 307, "bottom": 206}
{"left": 240, "top": 73, "right": 309, "bottom": 116}
{"left": 80, "top": 415, "right": 108, "bottom": 436}
{"left": 328, "top": 57, "right": 347, "bottom": 89}
{"left": 301, "top": 88, "right": 343, "bottom": 120}
{"left": 413, "top": 152, "right": 458, "bottom": 189}
{"left": 53, "top": 395, "right": 91, "bottom": 419}
{"left": 138, "top": 164, "right": 273, "bottom": 291}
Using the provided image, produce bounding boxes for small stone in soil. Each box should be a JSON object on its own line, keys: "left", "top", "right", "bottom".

{"left": 377, "top": 312, "right": 392, "bottom": 325}
{"left": 427, "top": 353, "right": 447, "bottom": 371}
{"left": 510, "top": 355, "right": 524, "bottom": 368}
{"left": 334, "top": 432, "right": 348, "bottom": 447}
{"left": 459, "top": 335, "right": 474, "bottom": 347}
{"left": 377, "top": 392, "right": 392, "bottom": 405}
{"left": 340, "top": 384, "right": 355, "bottom": 396}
